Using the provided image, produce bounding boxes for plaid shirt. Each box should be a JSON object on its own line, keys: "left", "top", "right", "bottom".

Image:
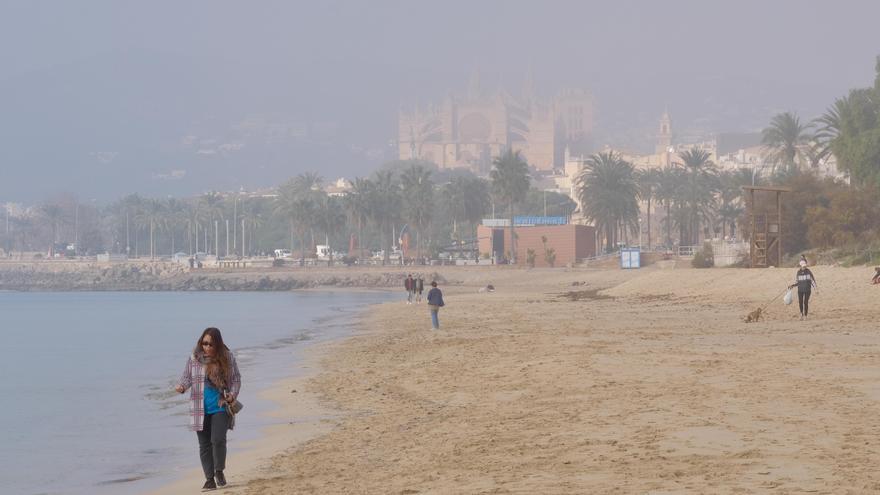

{"left": 177, "top": 350, "right": 241, "bottom": 431}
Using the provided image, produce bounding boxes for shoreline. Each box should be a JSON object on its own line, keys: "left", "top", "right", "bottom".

{"left": 143, "top": 301, "right": 388, "bottom": 495}
{"left": 143, "top": 341, "right": 345, "bottom": 495}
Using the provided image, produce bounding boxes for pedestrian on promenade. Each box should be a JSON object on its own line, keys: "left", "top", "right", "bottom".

{"left": 175, "top": 327, "right": 241, "bottom": 491}
{"left": 405, "top": 274, "right": 414, "bottom": 304}
{"left": 427, "top": 281, "right": 445, "bottom": 329}
{"left": 415, "top": 276, "right": 424, "bottom": 303}
{"left": 788, "top": 257, "right": 817, "bottom": 321}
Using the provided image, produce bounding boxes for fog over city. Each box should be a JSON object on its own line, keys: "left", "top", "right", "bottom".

{"left": 1, "top": 0, "right": 878, "bottom": 202}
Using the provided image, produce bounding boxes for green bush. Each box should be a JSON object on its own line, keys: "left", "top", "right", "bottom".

{"left": 691, "top": 242, "right": 715, "bottom": 268}
{"left": 526, "top": 248, "right": 537, "bottom": 268}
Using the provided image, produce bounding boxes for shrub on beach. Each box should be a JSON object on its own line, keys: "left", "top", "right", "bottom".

{"left": 692, "top": 242, "right": 714, "bottom": 268}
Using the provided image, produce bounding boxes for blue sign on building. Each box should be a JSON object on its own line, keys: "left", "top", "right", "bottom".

{"left": 513, "top": 216, "right": 568, "bottom": 226}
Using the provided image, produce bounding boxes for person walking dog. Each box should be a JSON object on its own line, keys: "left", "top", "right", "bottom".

{"left": 788, "top": 258, "right": 817, "bottom": 320}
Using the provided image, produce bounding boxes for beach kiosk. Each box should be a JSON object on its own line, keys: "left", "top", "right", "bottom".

{"left": 620, "top": 247, "right": 641, "bottom": 269}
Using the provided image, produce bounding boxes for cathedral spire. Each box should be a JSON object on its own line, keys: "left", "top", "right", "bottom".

{"left": 467, "top": 68, "right": 482, "bottom": 100}
{"left": 522, "top": 63, "right": 535, "bottom": 103}
{"left": 656, "top": 107, "right": 673, "bottom": 155}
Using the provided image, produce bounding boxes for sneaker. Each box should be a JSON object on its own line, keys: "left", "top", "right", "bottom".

{"left": 799, "top": 315, "right": 804, "bottom": 321}
{"left": 215, "top": 470, "right": 226, "bottom": 487}
{"left": 202, "top": 478, "right": 217, "bottom": 491}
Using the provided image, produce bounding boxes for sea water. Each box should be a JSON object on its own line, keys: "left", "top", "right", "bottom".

{"left": 0, "top": 290, "right": 394, "bottom": 495}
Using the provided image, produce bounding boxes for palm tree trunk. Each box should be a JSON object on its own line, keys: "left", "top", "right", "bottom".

{"left": 289, "top": 220, "right": 294, "bottom": 253}
{"left": 508, "top": 204, "right": 516, "bottom": 263}
{"left": 647, "top": 199, "right": 652, "bottom": 250}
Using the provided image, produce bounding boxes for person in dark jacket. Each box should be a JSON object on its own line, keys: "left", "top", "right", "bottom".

{"left": 415, "top": 276, "right": 424, "bottom": 303}
{"left": 788, "top": 258, "right": 817, "bottom": 320}
{"left": 426, "top": 281, "right": 445, "bottom": 329}
{"left": 404, "top": 274, "right": 414, "bottom": 304}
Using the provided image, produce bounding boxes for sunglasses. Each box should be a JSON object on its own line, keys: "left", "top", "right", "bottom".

{"left": 201, "top": 341, "right": 214, "bottom": 347}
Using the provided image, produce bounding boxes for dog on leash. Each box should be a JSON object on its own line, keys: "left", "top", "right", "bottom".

{"left": 744, "top": 307, "right": 763, "bottom": 323}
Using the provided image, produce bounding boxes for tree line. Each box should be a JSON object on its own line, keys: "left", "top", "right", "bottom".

{"left": 0, "top": 157, "right": 576, "bottom": 262}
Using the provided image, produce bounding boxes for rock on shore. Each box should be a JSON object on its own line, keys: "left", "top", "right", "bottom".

{"left": 0, "top": 262, "right": 449, "bottom": 291}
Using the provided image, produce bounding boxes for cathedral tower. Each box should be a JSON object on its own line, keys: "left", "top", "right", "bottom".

{"left": 656, "top": 110, "right": 673, "bottom": 154}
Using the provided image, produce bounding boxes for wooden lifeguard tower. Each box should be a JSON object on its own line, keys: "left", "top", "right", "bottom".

{"left": 742, "top": 185, "right": 790, "bottom": 268}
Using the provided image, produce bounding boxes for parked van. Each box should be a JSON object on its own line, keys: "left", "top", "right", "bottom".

{"left": 273, "top": 249, "right": 292, "bottom": 259}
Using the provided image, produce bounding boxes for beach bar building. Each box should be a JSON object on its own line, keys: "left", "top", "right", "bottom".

{"left": 477, "top": 217, "right": 596, "bottom": 267}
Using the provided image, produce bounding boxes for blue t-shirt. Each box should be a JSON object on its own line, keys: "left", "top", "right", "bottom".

{"left": 204, "top": 380, "right": 224, "bottom": 415}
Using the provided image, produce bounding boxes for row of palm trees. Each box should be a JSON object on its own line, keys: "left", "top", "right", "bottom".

{"left": 577, "top": 150, "right": 754, "bottom": 252}
{"left": 4, "top": 166, "right": 501, "bottom": 262}
{"left": 9, "top": 151, "right": 747, "bottom": 261}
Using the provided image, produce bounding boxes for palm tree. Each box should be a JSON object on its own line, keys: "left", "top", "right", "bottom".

{"left": 367, "top": 170, "right": 400, "bottom": 265}
{"left": 813, "top": 95, "right": 849, "bottom": 166}
{"left": 762, "top": 112, "right": 814, "bottom": 173}
{"left": 241, "top": 199, "right": 267, "bottom": 256}
{"left": 655, "top": 165, "right": 684, "bottom": 248}
{"left": 400, "top": 164, "right": 434, "bottom": 261}
{"left": 293, "top": 172, "right": 323, "bottom": 196}
{"left": 197, "top": 192, "right": 225, "bottom": 255}
{"left": 716, "top": 170, "right": 746, "bottom": 240}
{"left": 490, "top": 149, "right": 531, "bottom": 263}
{"left": 576, "top": 151, "right": 639, "bottom": 252}
{"left": 164, "top": 198, "right": 188, "bottom": 255}
{"left": 275, "top": 179, "right": 317, "bottom": 264}
{"left": 293, "top": 172, "right": 324, "bottom": 251}
{"left": 679, "top": 148, "right": 719, "bottom": 245}
{"left": 814, "top": 88, "right": 879, "bottom": 184}
{"left": 39, "top": 203, "right": 65, "bottom": 254}
{"left": 439, "top": 176, "right": 490, "bottom": 244}
{"left": 315, "top": 195, "right": 345, "bottom": 266}
{"left": 635, "top": 168, "right": 660, "bottom": 249}
{"left": 344, "top": 178, "right": 372, "bottom": 259}
{"left": 134, "top": 199, "right": 166, "bottom": 259}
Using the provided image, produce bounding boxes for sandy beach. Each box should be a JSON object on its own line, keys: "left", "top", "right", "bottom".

{"left": 156, "top": 264, "right": 880, "bottom": 494}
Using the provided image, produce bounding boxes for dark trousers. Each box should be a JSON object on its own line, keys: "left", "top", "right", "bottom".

{"left": 196, "top": 412, "right": 228, "bottom": 479}
{"left": 798, "top": 290, "right": 811, "bottom": 316}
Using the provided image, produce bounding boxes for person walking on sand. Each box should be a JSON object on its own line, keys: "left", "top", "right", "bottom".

{"left": 788, "top": 258, "right": 817, "bottom": 321}
{"left": 415, "top": 276, "right": 424, "bottom": 303}
{"left": 175, "top": 327, "right": 241, "bottom": 491}
{"left": 427, "top": 280, "right": 445, "bottom": 329}
{"left": 405, "top": 274, "right": 414, "bottom": 304}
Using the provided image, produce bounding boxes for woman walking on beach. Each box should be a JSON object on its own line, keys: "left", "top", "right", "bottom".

{"left": 427, "top": 281, "right": 445, "bottom": 329}
{"left": 175, "top": 327, "right": 241, "bottom": 491}
{"left": 788, "top": 257, "right": 817, "bottom": 320}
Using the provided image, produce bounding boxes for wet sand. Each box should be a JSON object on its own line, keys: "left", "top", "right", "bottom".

{"left": 156, "top": 265, "right": 880, "bottom": 494}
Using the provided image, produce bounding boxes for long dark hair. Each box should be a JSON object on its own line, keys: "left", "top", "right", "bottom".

{"left": 195, "top": 327, "right": 231, "bottom": 387}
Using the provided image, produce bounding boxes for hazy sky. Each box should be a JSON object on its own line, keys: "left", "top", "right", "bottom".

{"left": 2, "top": 1, "right": 879, "bottom": 203}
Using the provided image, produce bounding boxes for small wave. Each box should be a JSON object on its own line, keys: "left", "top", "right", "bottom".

{"left": 97, "top": 474, "right": 149, "bottom": 485}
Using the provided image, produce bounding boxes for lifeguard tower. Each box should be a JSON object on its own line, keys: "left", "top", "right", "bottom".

{"left": 742, "top": 186, "right": 790, "bottom": 268}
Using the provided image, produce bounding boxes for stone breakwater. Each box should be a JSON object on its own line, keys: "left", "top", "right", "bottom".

{"left": 0, "top": 262, "right": 449, "bottom": 291}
